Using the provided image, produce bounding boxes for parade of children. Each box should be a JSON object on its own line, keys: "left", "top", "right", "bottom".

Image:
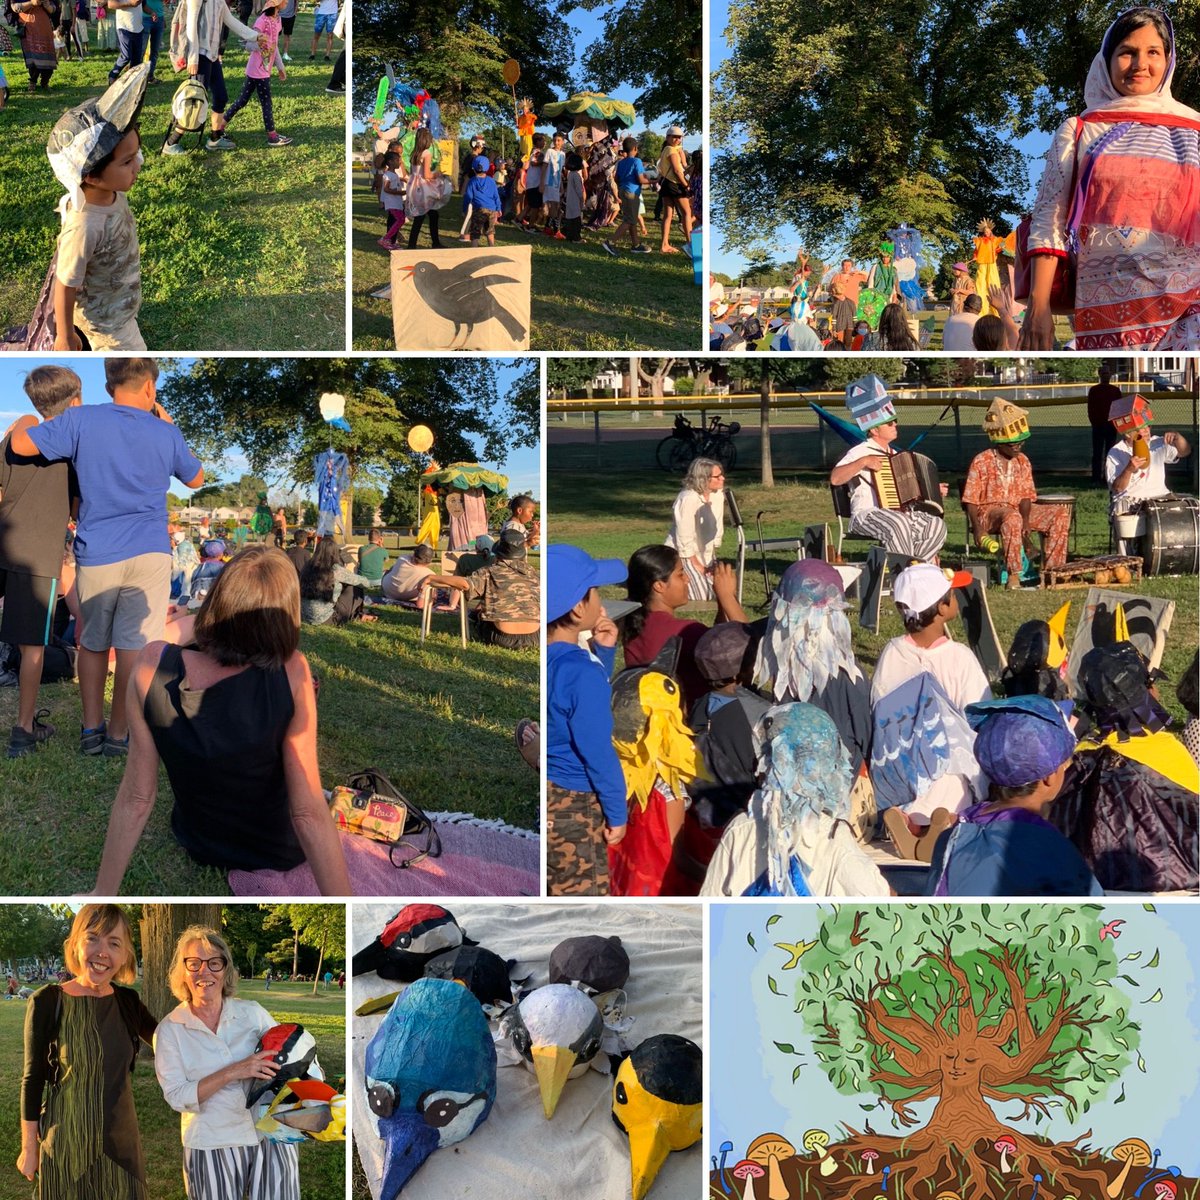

{"left": 546, "top": 370, "right": 1200, "bottom": 901}
{"left": 354, "top": 65, "right": 703, "bottom": 348}
{"left": 0, "top": 0, "right": 346, "bottom": 350}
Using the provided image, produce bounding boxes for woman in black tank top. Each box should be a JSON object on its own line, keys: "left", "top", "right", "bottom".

{"left": 93, "top": 546, "right": 351, "bottom": 895}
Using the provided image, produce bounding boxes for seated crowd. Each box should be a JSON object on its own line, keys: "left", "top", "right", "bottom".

{"left": 0, "top": 359, "right": 537, "bottom": 897}
{"left": 546, "top": 544, "right": 1200, "bottom": 900}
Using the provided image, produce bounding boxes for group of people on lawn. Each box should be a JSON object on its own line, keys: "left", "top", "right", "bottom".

{"left": 0, "top": 358, "right": 534, "bottom": 898}
{"left": 545, "top": 373, "right": 1200, "bottom": 901}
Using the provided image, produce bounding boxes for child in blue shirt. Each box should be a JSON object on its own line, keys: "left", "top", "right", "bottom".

{"left": 546, "top": 545, "right": 629, "bottom": 895}
{"left": 9, "top": 358, "right": 203, "bottom": 757}
{"left": 604, "top": 137, "right": 650, "bottom": 255}
{"left": 463, "top": 155, "right": 502, "bottom": 247}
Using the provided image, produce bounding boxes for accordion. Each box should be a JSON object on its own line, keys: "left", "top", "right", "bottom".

{"left": 872, "top": 451, "right": 943, "bottom": 516}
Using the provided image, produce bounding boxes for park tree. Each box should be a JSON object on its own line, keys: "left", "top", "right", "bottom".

{"left": 0, "top": 905, "right": 72, "bottom": 978}
{"left": 779, "top": 903, "right": 1152, "bottom": 1195}
{"left": 574, "top": 0, "right": 701, "bottom": 129}
{"left": 190, "top": 474, "right": 271, "bottom": 510}
{"left": 713, "top": 0, "right": 1199, "bottom": 259}
{"left": 159, "top": 359, "right": 538, "bottom": 534}
{"left": 352, "top": 0, "right": 573, "bottom": 132}
{"left": 140, "top": 904, "right": 222, "bottom": 1023}
{"left": 264, "top": 906, "right": 345, "bottom": 995}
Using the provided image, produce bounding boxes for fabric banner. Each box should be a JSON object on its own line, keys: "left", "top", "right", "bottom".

{"left": 391, "top": 245, "right": 532, "bottom": 351}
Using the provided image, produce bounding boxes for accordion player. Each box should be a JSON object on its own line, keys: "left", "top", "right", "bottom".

{"left": 872, "top": 451, "right": 944, "bottom": 517}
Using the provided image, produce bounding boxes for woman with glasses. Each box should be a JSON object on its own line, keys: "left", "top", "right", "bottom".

{"left": 17, "top": 904, "right": 157, "bottom": 1198}
{"left": 154, "top": 925, "right": 299, "bottom": 1199}
{"left": 665, "top": 457, "right": 729, "bottom": 601}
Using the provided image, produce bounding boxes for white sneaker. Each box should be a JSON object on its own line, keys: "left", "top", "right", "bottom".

{"left": 282, "top": 52, "right": 291, "bottom": 61}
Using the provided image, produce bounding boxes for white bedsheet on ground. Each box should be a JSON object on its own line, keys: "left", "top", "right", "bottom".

{"left": 351, "top": 901, "right": 703, "bottom": 1200}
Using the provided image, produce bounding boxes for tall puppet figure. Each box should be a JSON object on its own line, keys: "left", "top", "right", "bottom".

{"left": 517, "top": 97, "right": 536, "bottom": 163}
{"left": 973, "top": 218, "right": 1004, "bottom": 315}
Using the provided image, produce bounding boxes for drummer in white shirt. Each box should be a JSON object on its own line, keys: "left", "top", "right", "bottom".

{"left": 1106, "top": 395, "right": 1190, "bottom": 501}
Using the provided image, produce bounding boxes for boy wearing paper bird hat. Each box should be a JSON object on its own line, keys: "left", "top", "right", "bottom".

{"left": 962, "top": 398, "right": 1070, "bottom": 588}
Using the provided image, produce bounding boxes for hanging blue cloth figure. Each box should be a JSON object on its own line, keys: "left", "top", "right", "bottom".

{"left": 314, "top": 449, "right": 350, "bottom": 538}
{"left": 887, "top": 223, "right": 926, "bottom": 312}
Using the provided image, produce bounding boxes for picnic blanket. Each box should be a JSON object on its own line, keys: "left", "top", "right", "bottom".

{"left": 228, "top": 816, "right": 539, "bottom": 897}
{"left": 352, "top": 901, "right": 703, "bottom": 1200}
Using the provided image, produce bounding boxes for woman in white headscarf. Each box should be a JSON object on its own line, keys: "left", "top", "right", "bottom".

{"left": 1021, "top": 8, "right": 1200, "bottom": 350}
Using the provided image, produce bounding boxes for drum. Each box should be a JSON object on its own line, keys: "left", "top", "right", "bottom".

{"left": 1039, "top": 493, "right": 1077, "bottom": 553}
{"left": 1140, "top": 495, "right": 1200, "bottom": 576}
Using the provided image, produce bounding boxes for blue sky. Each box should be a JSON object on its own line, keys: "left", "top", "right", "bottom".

{"left": 711, "top": 902, "right": 1200, "bottom": 1173}
{"left": 0, "top": 358, "right": 539, "bottom": 503}
{"left": 355, "top": 5, "right": 700, "bottom": 150}
{"left": 708, "top": 0, "right": 1054, "bottom": 278}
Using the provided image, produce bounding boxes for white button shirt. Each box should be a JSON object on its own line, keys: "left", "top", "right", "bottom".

{"left": 154, "top": 997, "right": 279, "bottom": 1149}
{"left": 1106, "top": 435, "right": 1180, "bottom": 513}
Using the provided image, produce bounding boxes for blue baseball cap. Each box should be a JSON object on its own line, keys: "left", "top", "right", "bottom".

{"left": 472, "top": 155, "right": 490, "bottom": 173}
{"left": 547, "top": 545, "right": 626, "bottom": 623}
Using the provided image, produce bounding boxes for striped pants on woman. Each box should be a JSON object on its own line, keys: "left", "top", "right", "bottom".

{"left": 182, "top": 1141, "right": 299, "bottom": 1200}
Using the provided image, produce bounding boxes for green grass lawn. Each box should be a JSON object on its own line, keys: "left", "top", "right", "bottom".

{"left": 548, "top": 464, "right": 1199, "bottom": 723}
{"left": 351, "top": 172, "right": 702, "bottom": 350}
{"left": 0, "top": 977, "right": 344, "bottom": 1200}
{"left": 0, "top": 605, "right": 538, "bottom": 895}
{"left": 0, "top": 17, "right": 345, "bottom": 350}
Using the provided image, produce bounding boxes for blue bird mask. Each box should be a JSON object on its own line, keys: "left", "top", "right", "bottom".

{"left": 365, "top": 978, "right": 496, "bottom": 1197}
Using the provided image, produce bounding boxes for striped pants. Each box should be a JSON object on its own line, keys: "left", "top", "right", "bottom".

{"left": 681, "top": 558, "right": 714, "bottom": 601}
{"left": 850, "top": 508, "right": 946, "bottom": 562}
{"left": 182, "top": 1141, "right": 299, "bottom": 1200}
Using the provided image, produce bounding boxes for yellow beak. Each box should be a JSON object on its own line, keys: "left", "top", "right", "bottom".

{"left": 531, "top": 1045, "right": 578, "bottom": 1119}
{"left": 627, "top": 1122, "right": 672, "bottom": 1200}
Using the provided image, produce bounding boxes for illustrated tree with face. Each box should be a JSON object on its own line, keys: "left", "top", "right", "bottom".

{"left": 784, "top": 904, "right": 1158, "bottom": 1197}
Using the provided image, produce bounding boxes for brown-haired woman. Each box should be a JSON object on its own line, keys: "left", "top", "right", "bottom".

{"left": 93, "top": 545, "right": 351, "bottom": 895}
{"left": 18, "top": 904, "right": 157, "bottom": 1197}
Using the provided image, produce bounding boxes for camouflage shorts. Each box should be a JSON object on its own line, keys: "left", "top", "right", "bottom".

{"left": 546, "top": 783, "right": 610, "bottom": 895}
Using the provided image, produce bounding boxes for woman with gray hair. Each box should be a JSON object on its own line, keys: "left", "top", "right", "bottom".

{"left": 665, "top": 457, "right": 726, "bottom": 601}
{"left": 153, "top": 926, "right": 304, "bottom": 1200}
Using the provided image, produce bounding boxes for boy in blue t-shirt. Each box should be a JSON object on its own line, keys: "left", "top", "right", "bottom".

{"left": 463, "top": 155, "right": 502, "bottom": 247}
{"left": 546, "top": 545, "right": 629, "bottom": 895}
{"left": 10, "top": 358, "right": 204, "bottom": 757}
{"left": 604, "top": 137, "right": 651, "bottom": 256}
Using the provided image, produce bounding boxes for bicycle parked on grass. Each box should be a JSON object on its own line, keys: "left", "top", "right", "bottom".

{"left": 655, "top": 413, "right": 741, "bottom": 473}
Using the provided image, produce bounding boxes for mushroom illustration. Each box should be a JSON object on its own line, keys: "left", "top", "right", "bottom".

{"left": 746, "top": 1134, "right": 795, "bottom": 1200}
{"left": 1107, "top": 1140, "right": 1154, "bottom": 1199}
{"left": 995, "top": 1135, "right": 1018, "bottom": 1173}
{"left": 802, "top": 1129, "right": 838, "bottom": 1177}
{"left": 934, "top": 1191, "right": 962, "bottom": 1200}
{"left": 715, "top": 1142, "right": 735, "bottom": 1195}
{"left": 1031, "top": 1174, "right": 1043, "bottom": 1200}
{"left": 860, "top": 1149, "right": 880, "bottom": 1175}
{"left": 732, "top": 1159, "right": 766, "bottom": 1200}
{"left": 881, "top": 1165, "right": 891, "bottom": 1192}
{"left": 1153, "top": 1182, "right": 1178, "bottom": 1200}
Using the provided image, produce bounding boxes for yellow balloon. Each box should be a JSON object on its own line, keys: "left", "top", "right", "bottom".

{"left": 408, "top": 425, "right": 434, "bottom": 453}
